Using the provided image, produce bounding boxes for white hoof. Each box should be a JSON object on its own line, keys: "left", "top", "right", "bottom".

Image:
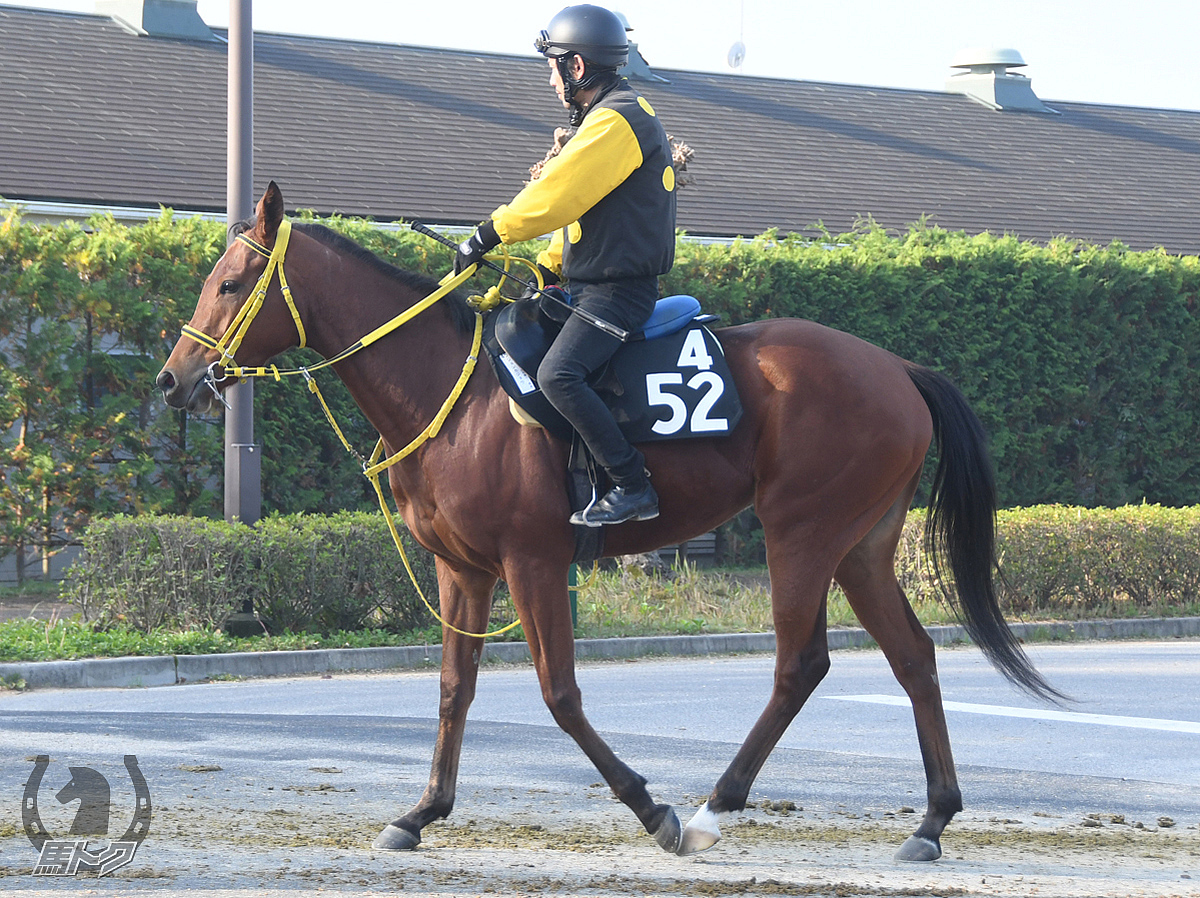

{"left": 677, "top": 801, "right": 724, "bottom": 856}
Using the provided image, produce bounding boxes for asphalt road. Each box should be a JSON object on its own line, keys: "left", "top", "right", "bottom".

{"left": 0, "top": 638, "right": 1197, "bottom": 893}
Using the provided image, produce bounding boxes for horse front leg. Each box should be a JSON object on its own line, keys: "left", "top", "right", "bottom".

{"left": 373, "top": 559, "right": 497, "bottom": 850}
{"left": 508, "top": 559, "right": 683, "bottom": 854}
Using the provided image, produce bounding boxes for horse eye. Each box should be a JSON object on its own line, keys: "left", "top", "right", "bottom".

{"left": 219, "top": 280, "right": 241, "bottom": 295}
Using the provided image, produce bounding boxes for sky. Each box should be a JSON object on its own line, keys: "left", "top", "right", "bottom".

{"left": 13, "top": 1, "right": 1200, "bottom": 112}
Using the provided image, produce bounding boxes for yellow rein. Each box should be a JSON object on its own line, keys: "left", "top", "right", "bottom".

{"left": 178, "top": 220, "right": 521, "bottom": 639}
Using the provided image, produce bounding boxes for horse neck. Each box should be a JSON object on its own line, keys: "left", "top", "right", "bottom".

{"left": 290, "top": 247, "right": 476, "bottom": 451}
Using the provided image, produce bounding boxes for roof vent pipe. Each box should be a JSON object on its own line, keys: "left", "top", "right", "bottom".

{"left": 96, "top": 0, "right": 216, "bottom": 41}
{"left": 945, "top": 48, "right": 1055, "bottom": 113}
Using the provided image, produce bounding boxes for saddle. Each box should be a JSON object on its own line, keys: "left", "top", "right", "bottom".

{"left": 483, "top": 294, "right": 743, "bottom": 442}
{"left": 483, "top": 293, "right": 743, "bottom": 563}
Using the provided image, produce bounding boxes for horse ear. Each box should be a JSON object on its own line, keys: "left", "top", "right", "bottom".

{"left": 254, "top": 181, "right": 285, "bottom": 243}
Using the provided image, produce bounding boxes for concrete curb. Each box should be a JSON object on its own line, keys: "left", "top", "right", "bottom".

{"left": 1, "top": 617, "right": 1197, "bottom": 690}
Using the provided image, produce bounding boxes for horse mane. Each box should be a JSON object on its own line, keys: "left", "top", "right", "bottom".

{"left": 230, "top": 219, "right": 476, "bottom": 335}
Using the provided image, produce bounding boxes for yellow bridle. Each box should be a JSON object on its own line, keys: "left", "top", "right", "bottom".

{"left": 181, "top": 219, "right": 307, "bottom": 369}
{"left": 179, "top": 218, "right": 485, "bottom": 458}
{"left": 177, "top": 219, "right": 522, "bottom": 639}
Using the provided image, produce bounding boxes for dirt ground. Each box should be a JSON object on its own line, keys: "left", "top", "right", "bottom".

{"left": 3, "top": 776, "right": 1196, "bottom": 897}
{"left": 0, "top": 592, "right": 73, "bottom": 623}
{"left": 0, "top": 626, "right": 1196, "bottom": 896}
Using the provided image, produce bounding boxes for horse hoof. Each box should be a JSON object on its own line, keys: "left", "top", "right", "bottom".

{"left": 677, "top": 801, "right": 723, "bottom": 856}
{"left": 651, "top": 806, "right": 682, "bottom": 853}
{"left": 894, "top": 834, "right": 941, "bottom": 862}
{"left": 373, "top": 824, "right": 421, "bottom": 851}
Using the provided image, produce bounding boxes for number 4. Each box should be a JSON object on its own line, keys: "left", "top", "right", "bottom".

{"left": 677, "top": 329, "right": 714, "bottom": 371}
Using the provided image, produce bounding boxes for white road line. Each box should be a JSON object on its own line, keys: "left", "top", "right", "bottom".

{"left": 827, "top": 694, "right": 1200, "bottom": 734}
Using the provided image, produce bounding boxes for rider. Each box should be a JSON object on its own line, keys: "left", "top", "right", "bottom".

{"left": 454, "top": 3, "right": 678, "bottom": 527}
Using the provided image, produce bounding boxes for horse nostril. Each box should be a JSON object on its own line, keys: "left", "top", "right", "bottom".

{"left": 156, "top": 370, "right": 176, "bottom": 393}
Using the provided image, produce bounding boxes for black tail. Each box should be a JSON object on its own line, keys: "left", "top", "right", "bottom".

{"left": 906, "top": 365, "right": 1065, "bottom": 703}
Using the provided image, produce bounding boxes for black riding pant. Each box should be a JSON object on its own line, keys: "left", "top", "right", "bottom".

{"left": 537, "top": 278, "right": 658, "bottom": 484}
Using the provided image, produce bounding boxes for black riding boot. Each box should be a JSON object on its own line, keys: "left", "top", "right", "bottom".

{"left": 570, "top": 469, "right": 659, "bottom": 527}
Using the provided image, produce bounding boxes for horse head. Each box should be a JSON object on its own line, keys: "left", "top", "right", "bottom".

{"left": 57, "top": 766, "right": 111, "bottom": 836}
{"left": 157, "top": 180, "right": 302, "bottom": 413}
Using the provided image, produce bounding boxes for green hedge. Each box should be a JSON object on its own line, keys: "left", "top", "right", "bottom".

{"left": 62, "top": 506, "right": 1199, "bottom": 636}
{"left": 3, "top": 209, "right": 1198, "bottom": 573}
{"left": 62, "top": 512, "right": 440, "bottom": 634}
{"left": 1, "top": 210, "right": 229, "bottom": 580}
{"left": 896, "top": 505, "right": 1200, "bottom": 618}
{"left": 996, "top": 505, "right": 1200, "bottom": 615}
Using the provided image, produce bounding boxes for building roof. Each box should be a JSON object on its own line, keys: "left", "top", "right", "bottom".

{"left": 4, "top": 4, "right": 1200, "bottom": 253}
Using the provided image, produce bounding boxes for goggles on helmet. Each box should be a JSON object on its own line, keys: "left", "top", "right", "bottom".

{"left": 534, "top": 31, "right": 566, "bottom": 57}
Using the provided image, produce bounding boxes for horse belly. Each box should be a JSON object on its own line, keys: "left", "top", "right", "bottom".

{"left": 602, "top": 437, "right": 757, "bottom": 557}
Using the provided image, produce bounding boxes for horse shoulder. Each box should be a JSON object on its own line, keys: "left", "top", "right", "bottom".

{"left": 410, "top": 386, "right": 573, "bottom": 562}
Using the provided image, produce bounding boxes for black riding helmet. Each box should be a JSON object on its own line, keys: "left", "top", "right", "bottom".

{"left": 535, "top": 5, "right": 628, "bottom": 124}
{"left": 535, "top": 4, "right": 629, "bottom": 66}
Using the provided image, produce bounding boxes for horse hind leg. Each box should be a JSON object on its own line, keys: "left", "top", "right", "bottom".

{"left": 679, "top": 543, "right": 835, "bottom": 855}
{"left": 834, "top": 492, "right": 963, "bottom": 862}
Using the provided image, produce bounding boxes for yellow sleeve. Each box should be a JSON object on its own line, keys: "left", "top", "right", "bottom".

{"left": 491, "top": 107, "right": 642, "bottom": 245}
{"left": 536, "top": 228, "right": 564, "bottom": 274}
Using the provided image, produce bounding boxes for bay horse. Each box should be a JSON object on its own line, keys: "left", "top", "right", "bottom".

{"left": 157, "top": 182, "right": 1058, "bottom": 861}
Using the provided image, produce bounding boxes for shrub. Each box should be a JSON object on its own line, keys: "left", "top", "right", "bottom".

{"left": 895, "top": 505, "right": 1200, "bottom": 618}
{"left": 666, "top": 227, "right": 1200, "bottom": 508}
{"left": 993, "top": 505, "right": 1200, "bottom": 616}
{"left": 61, "top": 506, "right": 1200, "bottom": 640}
{"left": 63, "top": 512, "right": 439, "bottom": 634}
{"left": 6, "top": 212, "right": 1198, "bottom": 584}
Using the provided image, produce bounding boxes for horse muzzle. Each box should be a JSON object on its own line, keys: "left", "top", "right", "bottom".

{"left": 156, "top": 361, "right": 231, "bottom": 413}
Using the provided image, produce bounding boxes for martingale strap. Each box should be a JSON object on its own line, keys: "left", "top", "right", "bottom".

{"left": 361, "top": 310, "right": 522, "bottom": 640}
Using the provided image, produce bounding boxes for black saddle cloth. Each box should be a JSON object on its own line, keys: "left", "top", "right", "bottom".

{"left": 483, "top": 297, "right": 742, "bottom": 443}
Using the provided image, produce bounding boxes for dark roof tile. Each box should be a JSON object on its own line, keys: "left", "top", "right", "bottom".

{"left": 2, "top": 5, "right": 1199, "bottom": 252}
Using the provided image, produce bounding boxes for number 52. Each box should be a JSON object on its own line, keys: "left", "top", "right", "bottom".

{"left": 646, "top": 371, "right": 727, "bottom": 435}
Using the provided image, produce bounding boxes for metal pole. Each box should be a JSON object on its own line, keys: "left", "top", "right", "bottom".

{"left": 224, "top": 0, "right": 261, "bottom": 524}
{"left": 569, "top": 564, "right": 578, "bottom": 632}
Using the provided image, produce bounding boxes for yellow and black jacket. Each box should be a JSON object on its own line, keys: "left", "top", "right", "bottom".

{"left": 491, "top": 79, "right": 677, "bottom": 283}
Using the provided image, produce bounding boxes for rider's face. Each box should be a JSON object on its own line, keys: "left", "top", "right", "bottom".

{"left": 548, "top": 58, "right": 568, "bottom": 107}
{"left": 547, "top": 55, "right": 586, "bottom": 108}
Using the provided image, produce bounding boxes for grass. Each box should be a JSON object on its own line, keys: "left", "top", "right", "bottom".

{"left": 570, "top": 565, "right": 955, "bottom": 638}
{"left": 0, "top": 579, "right": 60, "bottom": 600}
{"left": 0, "top": 615, "right": 444, "bottom": 664}
{"left": 0, "top": 564, "right": 1194, "bottom": 665}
